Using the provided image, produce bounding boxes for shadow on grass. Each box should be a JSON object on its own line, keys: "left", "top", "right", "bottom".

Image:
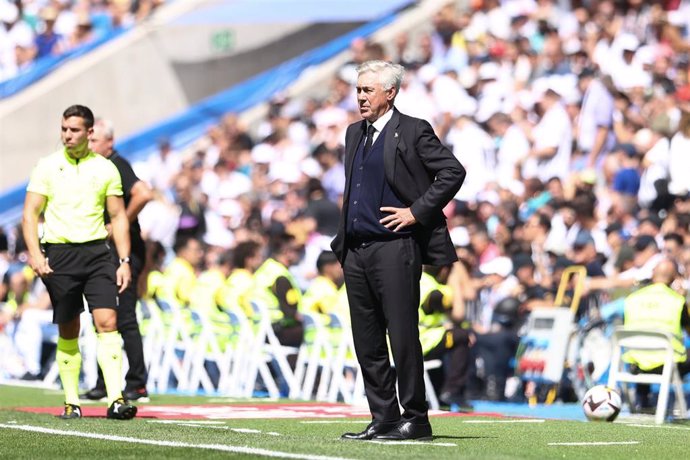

{"left": 432, "top": 435, "right": 499, "bottom": 441}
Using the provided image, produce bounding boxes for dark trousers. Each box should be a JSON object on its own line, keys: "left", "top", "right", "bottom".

{"left": 426, "top": 327, "right": 472, "bottom": 397}
{"left": 471, "top": 329, "right": 519, "bottom": 400}
{"left": 634, "top": 358, "right": 690, "bottom": 407}
{"left": 343, "top": 237, "right": 427, "bottom": 424}
{"left": 95, "top": 251, "right": 147, "bottom": 391}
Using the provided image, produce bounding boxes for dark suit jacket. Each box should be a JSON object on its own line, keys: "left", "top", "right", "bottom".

{"left": 331, "top": 108, "right": 466, "bottom": 266}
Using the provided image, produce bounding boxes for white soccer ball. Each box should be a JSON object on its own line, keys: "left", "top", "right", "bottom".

{"left": 582, "top": 385, "right": 622, "bottom": 422}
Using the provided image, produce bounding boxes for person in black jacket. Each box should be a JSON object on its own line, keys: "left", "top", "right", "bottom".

{"left": 332, "top": 60, "right": 465, "bottom": 441}
{"left": 82, "top": 118, "right": 153, "bottom": 402}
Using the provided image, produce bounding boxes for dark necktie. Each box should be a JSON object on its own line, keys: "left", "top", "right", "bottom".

{"left": 364, "top": 124, "right": 375, "bottom": 155}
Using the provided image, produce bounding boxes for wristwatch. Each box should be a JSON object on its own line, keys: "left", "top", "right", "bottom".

{"left": 119, "top": 256, "right": 131, "bottom": 265}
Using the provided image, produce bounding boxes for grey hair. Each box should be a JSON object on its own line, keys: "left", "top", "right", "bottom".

{"left": 94, "top": 118, "right": 114, "bottom": 139}
{"left": 356, "top": 60, "right": 405, "bottom": 92}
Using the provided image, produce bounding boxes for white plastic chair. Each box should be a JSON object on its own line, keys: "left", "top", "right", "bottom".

{"left": 326, "top": 312, "right": 365, "bottom": 405}
{"left": 422, "top": 359, "right": 443, "bottom": 410}
{"left": 218, "top": 307, "right": 259, "bottom": 397}
{"left": 152, "top": 298, "right": 195, "bottom": 392}
{"left": 139, "top": 299, "right": 166, "bottom": 391}
{"left": 243, "top": 300, "right": 300, "bottom": 398}
{"left": 326, "top": 312, "right": 442, "bottom": 410}
{"left": 292, "top": 311, "right": 337, "bottom": 400}
{"left": 185, "top": 309, "right": 234, "bottom": 394}
{"left": 607, "top": 326, "right": 688, "bottom": 424}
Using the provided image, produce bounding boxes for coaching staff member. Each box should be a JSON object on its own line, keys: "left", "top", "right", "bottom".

{"left": 81, "top": 118, "right": 153, "bottom": 402}
{"left": 22, "top": 105, "right": 137, "bottom": 420}
{"left": 331, "top": 61, "right": 465, "bottom": 441}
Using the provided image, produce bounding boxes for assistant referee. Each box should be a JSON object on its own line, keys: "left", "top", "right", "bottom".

{"left": 22, "top": 104, "right": 137, "bottom": 420}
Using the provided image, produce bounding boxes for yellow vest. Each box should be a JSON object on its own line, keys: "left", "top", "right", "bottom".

{"left": 253, "top": 258, "right": 301, "bottom": 324}
{"left": 189, "top": 268, "right": 235, "bottom": 349}
{"left": 333, "top": 284, "right": 350, "bottom": 324}
{"left": 224, "top": 269, "right": 256, "bottom": 317}
{"left": 145, "top": 270, "right": 165, "bottom": 300}
{"left": 301, "top": 276, "right": 340, "bottom": 346}
{"left": 3, "top": 291, "right": 29, "bottom": 315}
{"left": 623, "top": 283, "right": 687, "bottom": 370}
{"left": 418, "top": 272, "right": 449, "bottom": 355}
{"left": 159, "top": 257, "right": 196, "bottom": 307}
{"left": 301, "top": 276, "right": 339, "bottom": 315}
{"left": 190, "top": 268, "right": 227, "bottom": 317}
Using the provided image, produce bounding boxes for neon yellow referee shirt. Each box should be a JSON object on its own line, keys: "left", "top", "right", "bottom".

{"left": 27, "top": 148, "right": 123, "bottom": 244}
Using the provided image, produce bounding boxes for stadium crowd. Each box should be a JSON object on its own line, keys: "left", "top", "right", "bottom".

{"left": 2, "top": 0, "right": 690, "bottom": 406}
{"left": 0, "top": 0, "right": 168, "bottom": 82}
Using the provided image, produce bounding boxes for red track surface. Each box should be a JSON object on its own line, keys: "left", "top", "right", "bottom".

{"left": 18, "top": 403, "right": 505, "bottom": 419}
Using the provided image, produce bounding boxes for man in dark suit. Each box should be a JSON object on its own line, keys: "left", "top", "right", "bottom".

{"left": 331, "top": 60, "right": 465, "bottom": 441}
{"left": 82, "top": 118, "right": 153, "bottom": 402}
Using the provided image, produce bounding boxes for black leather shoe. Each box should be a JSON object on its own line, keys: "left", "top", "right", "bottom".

{"left": 373, "top": 421, "right": 433, "bottom": 441}
{"left": 440, "top": 392, "right": 474, "bottom": 412}
{"left": 341, "top": 421, "right": 399, "bottom": 440}
{"left": 79, "top": 387, "right": 107, "bottom": 401}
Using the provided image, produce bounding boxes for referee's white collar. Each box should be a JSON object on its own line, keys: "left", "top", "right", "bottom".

{"left": 367, "top": 108, "right": 394, "bottom": 133}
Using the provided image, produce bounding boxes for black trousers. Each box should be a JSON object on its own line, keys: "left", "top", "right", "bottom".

{"left": 426, "top": 327, "right": 472, "bottom": 397}
{"left": 634, "top": 358, "right": 690, "bottom": 406}
{"left": 95, "top": 249, "right": 147, "bottom": 391}
{"left": 343, "top": 237, "right": 427, "bottom": 424}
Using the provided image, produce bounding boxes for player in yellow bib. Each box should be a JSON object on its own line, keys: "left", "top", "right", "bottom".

{"left": 22, "top": 105, "right": 137, "bottom": 420}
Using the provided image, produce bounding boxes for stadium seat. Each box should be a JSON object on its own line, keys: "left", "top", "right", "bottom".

{"left": 325, "top": 312, "right": 365, "bottom": 405}
{"left": 244, "top": 301, "right": 300, "bottom": 398}
{"left": 151, "top": 299, "right": 195, "bottom": 393}
{"left": 423, "top": 359, "right": 443, "bottom": 410}
{"left": 139, "top": 299, "right": 167, "bottom": 392}
{"left": 292, "top": 312, "right": 325, "bottom": 399}
{"left": 607, "top": 326, "right": 688, "bottom": 424}
{"left": 219, "top": 307, "right": 260, "bottom": 397}
{"left": 185, "top": 309, "right": 233, "bottom": 394}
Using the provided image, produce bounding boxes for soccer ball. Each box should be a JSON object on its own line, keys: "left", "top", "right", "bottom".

{"left": 582, "top": 385, "right": 622, "bottom": 422}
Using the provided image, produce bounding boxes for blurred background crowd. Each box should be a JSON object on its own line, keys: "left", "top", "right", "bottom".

{"left": 0, "top": 0, "right": 167, "bottom": 82}
{"left": 2, "top": 0, "right": 690, "bottom": 404}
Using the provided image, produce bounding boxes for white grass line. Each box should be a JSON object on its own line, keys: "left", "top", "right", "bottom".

{"left": 366, "top": 441, "right": 457, "bottom": 447}
{"left": 147, "top": 420, "right": 282, "bottom": 435}
{"left": 463, "top": 419, "right": 546, "bottom": 424}
{"left": 178, "top": 424, "right": 229, "bottom": 430}
{"left": 625, "top": 424, "right": 690, "bottom": 431}
{"left": 301, "top": 421, "right": 366, "bottom": 424}
{"left": 548, "top": 441, "right": 640, "bottom": 446}
{"left": 0, "top": 423, "right": 350, "bottom": 460}
{"left": 147, "top": 420, "right": 227, "bottom": 425}
{"left": 232, "top": 428, "right": 262, "bottom": 434}
{"left": 0, "top": 380, "right": 60, "bottom": 390}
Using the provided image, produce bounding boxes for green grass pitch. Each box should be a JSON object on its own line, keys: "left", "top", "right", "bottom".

{"left": 1, "top": 384, "right": 689, "bottom": 459}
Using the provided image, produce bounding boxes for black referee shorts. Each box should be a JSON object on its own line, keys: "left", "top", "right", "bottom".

{"left": 42, "top": 240, "right": 119, "bottom": 324}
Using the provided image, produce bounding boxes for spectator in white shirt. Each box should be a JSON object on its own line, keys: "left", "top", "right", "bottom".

{"left": 144, "top": 139, "right": 182, "bottom": 194}
{"left": 313, "top": 144, "right": 345, "bottom": 204}
{"left": 635, "top": 127, "right": 670, "bottom": 209}
{"left": 610, "top": 33, "right": 651, "bottom": 91}
{"left": 668, "top": 95, "right": 690, "bottom": 198}
{"left": 446, "top": 114, "right": 496, "bottom": 203}
{"left": 577, "top": 69, "right": 616, "bottom": 168}
{"left": 522, "top": 85, "right": 572, "bottom": 183}
{"left": 620, "top": 234, "right": 664, "bottom": 282}
{"left": 487, "top": 112, "right": 530, "bottom": 182}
